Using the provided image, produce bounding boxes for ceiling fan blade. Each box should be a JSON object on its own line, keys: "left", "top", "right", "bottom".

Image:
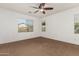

{"left": 30, "top": 6, "right": 39, "bottom": 9}
{"left": 41, "top": 3, "right": 45, "bottom": 6}
{"left": 34, "top": 10, "right": 39, "bottom": 13}
{"left": 39, "top": 3, "right": 45, "bottom": 8}
{"left": 42, "top": 11, "right": 46, "bottom": 14}
{"left": 44, "top": 7, "right": 53, "bottom": 10}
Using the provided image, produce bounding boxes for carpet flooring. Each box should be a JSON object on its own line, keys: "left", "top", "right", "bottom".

{"left": 0, "top": 37, "right": 79, "bottom": 56}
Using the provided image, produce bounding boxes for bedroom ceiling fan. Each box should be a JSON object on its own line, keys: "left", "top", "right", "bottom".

{"left": 31, "top": 3, "right": 53, "bottom": 14}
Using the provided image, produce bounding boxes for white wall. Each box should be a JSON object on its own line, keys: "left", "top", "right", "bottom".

{"left": 0, "top": 8, "right": 41, "bottom": 44}
{"left": 42, "top": 7, "right": 79, "bottom": 45}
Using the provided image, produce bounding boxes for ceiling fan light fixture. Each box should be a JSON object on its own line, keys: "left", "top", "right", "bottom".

{"left": 40, "top": 9, "right": 44, "bottom": 12}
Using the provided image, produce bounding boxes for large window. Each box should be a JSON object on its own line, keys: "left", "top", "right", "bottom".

{"left": 17, "top": 19, "right": 33, "bottom": 32}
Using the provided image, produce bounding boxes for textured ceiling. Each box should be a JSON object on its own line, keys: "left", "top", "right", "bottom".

{"left": 0, "top": 3, "right": 79, "bottom": 18}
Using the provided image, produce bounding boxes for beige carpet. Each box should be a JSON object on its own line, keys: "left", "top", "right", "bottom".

{"left": 0, "top": 37, "right": 79, "bottom": 56}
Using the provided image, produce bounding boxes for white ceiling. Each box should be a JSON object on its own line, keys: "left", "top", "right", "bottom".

{"left": 0, "top": 3, "right": 79, "bottom": 18}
